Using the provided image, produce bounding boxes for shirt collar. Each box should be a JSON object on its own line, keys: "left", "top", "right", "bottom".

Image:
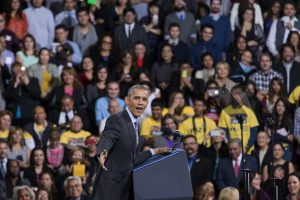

{"left": 125, "top": 22, "right": 135, "bottom": 28}
{"left": 126, "top": 107, "right": 138, "bottom": 125}
{"left": 281, "top": 16, "right": 298, "bottom": 23}
{"left": 236, "top": 153, "right": 242, "bottom": 163}
{"left": 168, "top": 38, "right": 179, "bottom": 45}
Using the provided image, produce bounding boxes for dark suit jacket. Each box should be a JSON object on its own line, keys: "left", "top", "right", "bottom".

{"left": 274, "top": 60, "right": 300, "bottom": 93}
{"left": 48, "top": 108, "right": 90, "bottom": 131}
{"left": 251, "top": 146, "right": 273, "bottom": 173}
{"left": 113, "top": 23, "right": 149, "bottom": 53}
{"left": 216, "top": 155, "right": 258, "bottom": 191}
{"left": 190, "top": 154, "right": 213, "bottom": 195}
{"left": 92, "top": 110, "right": 152, "bottom": 200}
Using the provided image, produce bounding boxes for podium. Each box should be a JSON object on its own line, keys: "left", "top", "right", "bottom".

{"left": 133, "top": 150, "right": 193, "bottom": 200}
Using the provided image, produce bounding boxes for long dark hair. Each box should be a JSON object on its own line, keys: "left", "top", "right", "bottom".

{"left": 6, "top": 0, "right": 24, "bottom": 25}
{"left": 268, "top": 77, "right": 286, "bottom": 104}
{"left": 287, "top": 31, "right": 300, "bottom": 52}
{"left": 272, "top": 97, "right": 292, "bottom": 131}
{"left": 29, "top": 147, "right": 46, "bottom": 167}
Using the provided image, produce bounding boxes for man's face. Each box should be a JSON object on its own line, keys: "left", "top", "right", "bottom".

{"left": 174, "top": 0, "right": 185, "bottom": 10}
{"left": 108, "top": 100, "right": 121, "bottom": 114}
{"left": 124, "top": 11, "right": 135, "bottom": 24}
{"left": 134, "top": 44, "right": 146, "bottom": 57}
{"left": 0, "top": 143, "right": 8, "bottom": 159}
{"left": 70, "top": 116, "right": 83, "bottom": 132}
{"left": 66, "top": 179, "right": 83, "bottom": 198}
{"left": 169, "top": 26, "right": 180, "bottom": 39}
{"left": 183, "top": 137, "right": 198, "bottom": 156}
{"left": 32, "top": 0, "right": 43, "bottom": 8}
{"left": 0, "top": 114, "right": 11, "bottom": 130}
{"left": 151, "top": 106, "right": 162, "bottom": 120}
{"left": 77, "top": 11, "right": 89, "bottom": 26}
{"left": 201, "top": 27, "right": 214, "bottom": 42}
{"left": 228, "top": 142, "right": 242, "bottom": 160}
{"left": 211, "top": 0, "right": 221, "bottom": 14}
{"left": 193, "top": 100, "right": 206, "bottom": 116}
{"left": 55, "top": 28, "right": 68, "bottom": 43}
{"left": 125, "top": 88, "right": 149, "bottom": 118}
{"left": 257, "top": 132, "right": 269, "bottom": 148}
{"left": 8, "top": 161, "right": 20, "bottom": 177}
{"left": 34, "top": 107, "right": 47, "bottom": 123}
{"left": 260, "top": 55, "right": 272, "bottom": 72}
{"left": 65, "top": 0, "right": 76, "bottom": 10}
{"left": 61, "top": 98, "right": 74, "bottom": 112}
{"left": 283, "top": 3, "right": 296, "bottom": 17}
{"left": 282, "top": 47, "right": 295, "bottom": 63}
{"left": 107, "top": 83, "right": 120, "bottom": 98}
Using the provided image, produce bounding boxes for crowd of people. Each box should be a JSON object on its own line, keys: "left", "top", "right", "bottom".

{"left": 1, "top": 0, "right": 300, "bottom": 199}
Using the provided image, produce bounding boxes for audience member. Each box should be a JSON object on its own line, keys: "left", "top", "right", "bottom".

{"left": 179, "top": 98, "right": 216, "bottom": 146}
{"left": 201, "top": 0, "right": 232, "bottom": 55}
{"left": 24, "top": 0, "right": 55, "bottom": 49}
{"left": 183, "top": 134, "right": 212, "bottom": 194}
{"left": 218, "top": 187, "right": 239, "bottom": 200}
{"left": 7, "top": 127, "right": 30, "bottom": 168}
{"left": 16, "top": 34, "right": 38, "bottom": 68}
{"left": 164, "top": 0, "right": 196, "bottom": 46}
{"left": 59, "top": 116, "right": 91, "bottom": 149}
{"left": 71, "top": 8, "right": 98, "bottom": 55}
{"left": 0, "top": 139, "right": 9, "bottom": 181}
{"left": 286, "top": 172, "right": 300, "bottom": 200}
{"left": 55, "top": 0, "right": 77, "bottom": 28}
{"left": 95, "top": 81, "right": 125, "bottom": 125}
{"left": 0, "top": 159, "right": 30, "bottom": 199}
{"left": 11, "top": 185, "right": 35, "bottom": 200}
{"left": 64, "top": 176, "right": 88, "bottom": 200}
{"left": 189, "top": 24, "right": 222, "bottom": 69}
{"left": 46, "top": 129, "right": 64, "bottom": 171}
{"left": 216, "top": 138, "right": 258, "bottom": 190}
{"left": 195, "top": 181, "right": 215, "bottom": 200}
{"left": 24, "top": 106, "right": 53, "bottom": 148}
{"left": 214, "top": 61, "right": 237, "bottom": 92}
{"left": 78, "top": 56, "right": 94, "bottom": 87}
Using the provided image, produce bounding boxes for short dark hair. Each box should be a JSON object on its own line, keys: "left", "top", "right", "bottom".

{"left": 182, "top": 135, "right": 197, "bottom": 143}
{"left": 200, "top": 23, "right": 214, "bottom": 33}
{"left": 168, "top": 22, "right": 181, "bottom": 31}
{"left": 123, "top": 6, "right": 136, "bottom": 16}
{"left": 0, "top": 139, "right": 8, "bottom": 146}
{"left": 151, "top": 98, "right": 164, "bottom": 108}
{"left": 55, "top": 24, "right": 68, "bottom": 31}
{"left": 210, "top": 0, "right": 222, "bottom": 6}
{"left": 280, "top": 43, "right": 296, "bottom": 56}
{"left": 284, "top": 0, "right": 296, "bottom": 8}
{"left": 76, "top": 8, "right": 88, "bottom": 17}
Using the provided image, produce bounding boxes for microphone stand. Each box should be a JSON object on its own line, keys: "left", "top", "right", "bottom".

{"left": 236, "top": 114, "right": 251, "bottom": 200}
{"left": 265, "top": 117, "right": 280, "bottom": 200}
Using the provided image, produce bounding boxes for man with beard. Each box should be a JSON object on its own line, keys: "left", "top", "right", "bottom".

{"left": 183, "top": 135, "right": 212, "bottom": 195}
{"left": 273, "top": 43, "right": 300, "bottom": 94}
{"left": 0, "top": 160, "right": 30, "bottom": 199}
{"left": 164, "top": 0, "right": 196, "bottom": 46}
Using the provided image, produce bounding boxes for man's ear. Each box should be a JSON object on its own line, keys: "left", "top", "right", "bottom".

{"left": 125, "top": 96, "right": 129, "bottom": 104}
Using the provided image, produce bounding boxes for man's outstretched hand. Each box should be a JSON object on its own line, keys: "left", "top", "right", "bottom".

{"left": 98, "top": 150, "right": 108, "bottom": 171}
{"left": 153, "top": 147, "right": 172, "bottom": 155}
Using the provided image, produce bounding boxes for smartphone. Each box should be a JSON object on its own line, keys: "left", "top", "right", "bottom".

{"left": 211, "top": 130, "right": 221, "bottom": 137}
{"left": 181, "top": 70, "right": 188, "bottom": 78}
{"left": 207, "top": 89, "right": 219, "bottom": 97}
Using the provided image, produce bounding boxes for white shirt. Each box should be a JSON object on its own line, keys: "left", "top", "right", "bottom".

{"left": 283, "top": 61, "right": 293, "bottom": 93}
{"left": 232, "top": 153, "right": 242, "bottom": 168}
{"left": 267, "top": 16, "right": 300, "bottom": 56}
{"left": 58, "top": 110, "right": 75, "bottom": 125}
{"left": 0, "top": 157, "right": 8, "bottom": 174}
{"left": 124, "top": 23, "right": 135, "bottom": 38}
{"left": 126, "top": 107, "right": 139, "bottom": 145}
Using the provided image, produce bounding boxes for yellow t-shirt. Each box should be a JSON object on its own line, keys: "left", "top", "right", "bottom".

{"left": 41, "top": 70, "right": 52, "bottom": 94}
{"left": 60, "top": 130, "right": 91, "bottom": 146}
{"left": 140, "top": 117, "right": 161, "bottom": 137}
{"left": 0, "top": 129, "right": 9, "bottom": 139}
{"left": 289, "top": 85, "right": 300, "bottom": 105}
{"left": 166, "top": 106, "right": 195, "bottom": 116}
{"left": 218, "top": 105, "right": 259, "bottom": 149}
{"left": 179, "top": 116, "right": 216, "bottom": 146}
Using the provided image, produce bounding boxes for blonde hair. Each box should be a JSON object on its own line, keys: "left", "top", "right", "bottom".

{"left": 196, "top": 182, "right": 215, "bottom": 200}
{"left": 218, "top": 187, "right": 239, "bottom": 200}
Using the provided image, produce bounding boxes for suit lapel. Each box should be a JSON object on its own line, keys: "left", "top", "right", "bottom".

{"left": 122, "top": 111, "right": 137, "bottom": 151}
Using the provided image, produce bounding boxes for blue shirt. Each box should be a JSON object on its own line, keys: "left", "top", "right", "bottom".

{"left": 95, "top": 97, "right": 125, "bottom": 125}
{"left": 24, "top": 6, "right": 55, "bottom": 49}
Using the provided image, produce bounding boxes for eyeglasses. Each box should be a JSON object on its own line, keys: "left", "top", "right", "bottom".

{"left": 102, "top": 40, "right": 112, "bottom": 44}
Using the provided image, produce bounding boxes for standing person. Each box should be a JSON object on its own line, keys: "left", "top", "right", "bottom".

{"left": 92, "top": 85, "right": 171, "bottom": 200}
{"left": 24, "top": 0, "right": 55, "bottom": 49}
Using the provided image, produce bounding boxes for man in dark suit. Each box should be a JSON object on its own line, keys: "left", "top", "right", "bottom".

{"left": 24, "top": 106, "right": 53, "bottom": 148}
{"left": 48, "top": 95, "right": 90, "bottom": 131}
{"left": 0, "top": 140, "right": 8, "bottom": 181}
{"left": 216, "top": 138, "right": 258, "bottom": 191}
{"left": 92, "top": 85, "right": 171, "bottom": 200}
{"left": 183, "top": 135, "right": 212, "bottom": 195}
{"left": 273, "top": 43, "right": 300, "bottom": 94}
{"left": 113, "top": 7, "right": 149, "bottom": 53}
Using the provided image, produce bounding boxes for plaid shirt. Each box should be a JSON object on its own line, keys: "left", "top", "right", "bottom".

{"left": 294, "top": 107, "right": 300, "bottom": 154}
{"left": 249, "top": 69, "right": 283, "bottom": 91}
